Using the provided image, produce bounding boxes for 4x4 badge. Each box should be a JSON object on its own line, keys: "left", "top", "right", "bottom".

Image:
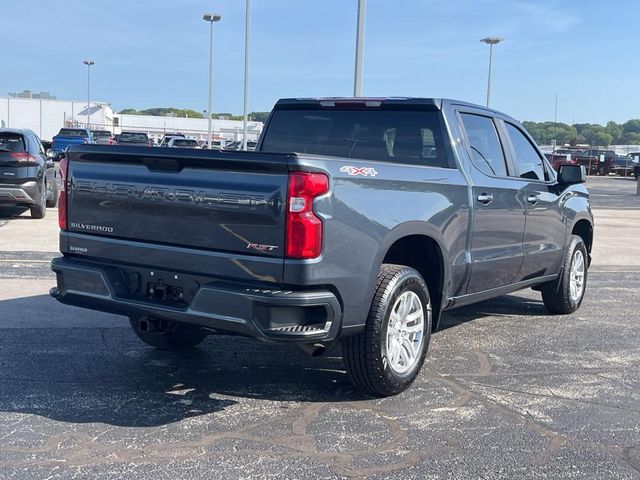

{"left": 340, "top": 166, "right": 378, "bottom": 177}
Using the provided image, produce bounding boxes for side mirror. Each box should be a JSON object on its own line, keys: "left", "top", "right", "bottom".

{"left": 46, "top": 149, "right": 58, "bottom": 160}
{"left": 557, "top": 164, "right": 586, "bottom": 185}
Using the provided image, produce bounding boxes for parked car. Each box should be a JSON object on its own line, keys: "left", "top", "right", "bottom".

{"left": 628, "top": 153, "right": 640, "bottom": 179}
{"left": 549, "top": 148, "right": 580, "bottom": 171}
{"left": 573, "top": 148, "right": 615, "bottom": 175}
{"left": 160, "top": 133, "right": 186, "bottom": 147}
{"left": 221, "top": 140, "right": 242, "bottom": 150}
{"left": 51, "top": 97, "right": 593, "bottom": 396}
{"left": 166, "top": 138, "right": 201, "bottom": 149}
{"left": 51, "top": 128, "right": 93, "bottom": 154}
{"left": 0, "top": 129, "right": 58, "bottom": 218}
{"left": 91, "top": 130, "right": 114, "bottom": 145}
{"left": 611, "top": 155, "right": 635, "bottom": 177}
{"left": 117, "top": 131, "right": 152, "bottom": 147}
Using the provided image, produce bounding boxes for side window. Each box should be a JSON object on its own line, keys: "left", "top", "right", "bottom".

{"left": 460, "top": 113, "right": 508, "bottom": 177}
{"left": 506, "top": 123, "right": 547, "bottom": 181}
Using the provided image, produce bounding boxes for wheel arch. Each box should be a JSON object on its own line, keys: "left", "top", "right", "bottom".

{"left": 571, "top": 218, "right": 593, "bottom": 265}
{"left": 377, "top": 225, "right": 449, "bottom": 331}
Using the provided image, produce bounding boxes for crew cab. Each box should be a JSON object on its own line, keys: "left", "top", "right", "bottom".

{"left": 51, "top": 128, "right": 93, "bottom": 153}
{"left": 50, "top": 98, "right": 593, "bottom": 396}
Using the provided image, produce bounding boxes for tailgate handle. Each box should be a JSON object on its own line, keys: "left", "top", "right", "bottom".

{"left": 142, "top": 157, "right": 183, "bottom": 173}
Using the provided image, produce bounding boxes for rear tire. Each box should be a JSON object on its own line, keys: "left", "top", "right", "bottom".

{"left": 342, "top": 264, "right": 432, "bottom": 397}
{"left": 541, "top": 235, "right": 588, "bottom": 314}
{"left": 129, "top": 315, "right": 207, "bottom": 350}
{"left": 30, "top": 184, "right": 46, "bottom": 219}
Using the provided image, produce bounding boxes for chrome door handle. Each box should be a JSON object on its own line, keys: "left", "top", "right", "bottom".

{"left": 527, "top": 195, "right": 539, "bottom": 204}
{"left": 477, "top": 193, "right": 493, "bottom": 204}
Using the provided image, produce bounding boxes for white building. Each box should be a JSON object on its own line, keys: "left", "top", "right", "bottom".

{"left": 0, "top": 94, "right": 263, "bottom": 144}
{"left": 0, "top": 95, "right": 114, "bottom": 141}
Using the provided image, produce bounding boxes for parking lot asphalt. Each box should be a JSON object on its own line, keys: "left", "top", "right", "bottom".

{"left": 0, "top": 176, "right": 639, "bottom": 479}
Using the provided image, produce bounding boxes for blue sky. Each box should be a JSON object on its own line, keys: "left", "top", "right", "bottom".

{"left": 1, "top": 0, "right": 636, "bottom": 124}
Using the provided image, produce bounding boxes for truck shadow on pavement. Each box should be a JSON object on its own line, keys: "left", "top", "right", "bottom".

{"left": 439, "top": 292, "right": 549, "bottom": 329}
{"left": 0, "top": 291, "right": 548, "bottom": 428}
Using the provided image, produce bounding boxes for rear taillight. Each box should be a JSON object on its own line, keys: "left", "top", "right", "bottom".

{"left": 108, "top": 138, "right": 114, "bottom": 145}
{"left": 285, "top": 172, "right": 329, "bottom": 259}
{"left": 10, "top": 153, "right": 37, "bottom": 164}
{"left": 58, "top": 157, "right": 69, "bottom": 230}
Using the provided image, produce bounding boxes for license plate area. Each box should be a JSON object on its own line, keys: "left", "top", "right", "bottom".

{"left": 119, "top": 266, "right": 201, "bottom": 307}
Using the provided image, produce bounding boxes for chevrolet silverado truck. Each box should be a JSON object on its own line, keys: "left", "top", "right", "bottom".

{"left": 50, "top": 98, "right": 593, "bottom": 396}
{"left": 51, "top": 128, "right": 94, "bottom": 154}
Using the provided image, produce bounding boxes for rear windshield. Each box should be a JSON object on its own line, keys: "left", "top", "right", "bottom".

{"left": 119, "top": 132, "right": 149, "bottom": 142}
{"left": 174, "top": 139, "right": 198, "bottom": 146}
{"left": 92, "top": 131, "right": 111, "bottom": 138}
{"left": 0, "top": 133, "right": 25, "bottom": 152}
{"left": 58, "top": 129, "right": 88, "bottom": 137}
{"left": 261, "top": 108, "right": 451, "bottom": 168}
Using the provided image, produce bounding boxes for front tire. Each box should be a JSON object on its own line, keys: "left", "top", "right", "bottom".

{"left": 46, "top": 180, "right": 58, "bottom": 208}
{"left": 30, "top": 183, "right": 46, "bottom": 219}
{"left": 541, "top": 235, "right": 588, "bottom": 314}
{"left": 342, "top": 264, "right": 432, "bottom": 397}
{"left": 129, "top": 315, "right": 207, "bottom": 350}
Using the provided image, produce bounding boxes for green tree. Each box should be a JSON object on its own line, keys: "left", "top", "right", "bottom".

{"left": 249, "top": 111, "right": 271, "bottom": 123}
{"left": 605, "top": 121, "right": 622, "bottom": 144}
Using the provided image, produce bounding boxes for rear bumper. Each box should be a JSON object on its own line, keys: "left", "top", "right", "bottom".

{"left": 0, "top": 181, "right": 39, "bottom": 205}
{"left": 50, "top": 256, "right": 342, "bottom": 343}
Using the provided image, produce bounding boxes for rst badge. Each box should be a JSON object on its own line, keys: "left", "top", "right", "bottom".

{"left": 247, "top": 243, "right": 279, "bottom": 253}
{"left": 340, "top": 165, "right": 378, "bottom": 177}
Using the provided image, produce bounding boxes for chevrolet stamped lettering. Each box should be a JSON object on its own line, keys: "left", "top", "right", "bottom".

{"left": 74, "top": 180, "right": 273, "bottom": 209}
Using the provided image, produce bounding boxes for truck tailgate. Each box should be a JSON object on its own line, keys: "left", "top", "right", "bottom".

{"left": 65, "top": 145, "right": 290, "bottom": 266}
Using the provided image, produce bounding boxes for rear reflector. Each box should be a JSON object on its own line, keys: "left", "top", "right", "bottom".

{"left": 285, "top": 172, "right": 329, "bottom": 259}
{"left": 58, "top": 157, "right": 69, "bottom": 230}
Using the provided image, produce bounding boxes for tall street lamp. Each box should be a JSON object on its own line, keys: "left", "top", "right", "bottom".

{"left": 242, "top": 0, "right": 251, "bottom": 151}
{"left": 353, "top": 0, "right": 366, "bottom": 96}
{"left": 83, "top": 60, "right": 95, "bottom": 128}
{"left": 480, "top": 37, "right": 502, "bottom": 107}
{"left": 203, "top": 13, "right": 222, "bottom": 149}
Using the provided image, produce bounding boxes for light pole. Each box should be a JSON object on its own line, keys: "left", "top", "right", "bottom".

{"left": 203, "top": 13, "right": 222, "bottom": 149}
{"left": 242, "top": 0, "right": 251, "bottom": 151}
{"left": 83, "top": 60, "right": 94, "bottom": 128}
{"left": 353, "top": 0, "right": 366, "bottom": 96}
{"left": 480, "top": 37, "right": 502, "bottom": 107}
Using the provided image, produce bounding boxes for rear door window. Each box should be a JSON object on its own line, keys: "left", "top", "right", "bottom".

{"left": 58, "top": 129, "right": 88, "bottom": 137}
{"left": 262, "top": 108, "right": 452, "bottom": 168}
{"left": 505, "top": 123, "right": 548, "bottom": 181}
{"left": 120, "top": 133, "right": 148, "bottom": 142}
{"left": 0, "top": 133, "right": 26, "bottom": 153}
{"left": 460, "top": 113, "right": 508, "bottom": 177}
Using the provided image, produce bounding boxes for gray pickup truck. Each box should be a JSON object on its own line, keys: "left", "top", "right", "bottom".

{"left": 50, "top": 98, "right": 593, "bottom": 396}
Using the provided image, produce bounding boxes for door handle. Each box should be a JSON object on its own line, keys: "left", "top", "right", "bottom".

{"left": 527, "top": 195, "right": 539, "bottom": 205}
{"left": 476, "top": 193, "right": 493, "bottom": 204}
